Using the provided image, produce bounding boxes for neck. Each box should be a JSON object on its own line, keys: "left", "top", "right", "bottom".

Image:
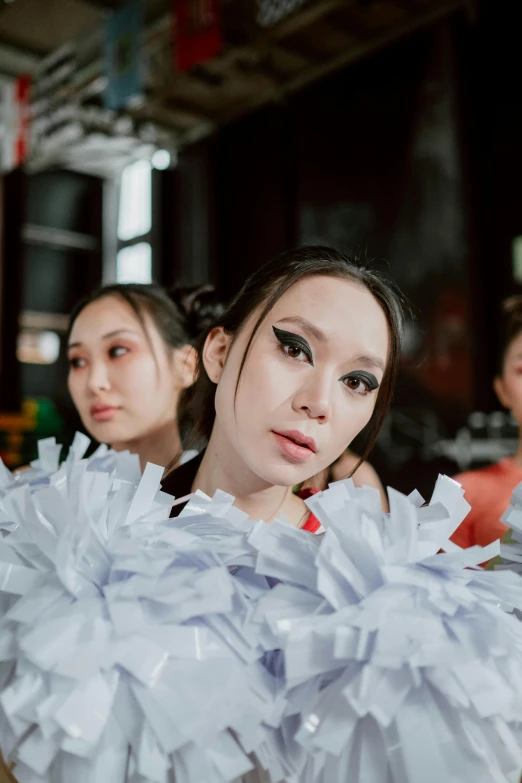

{"left": 513, "top": 437, "right": 522, "bottom": 467}
{"left": 112, "top": 421, "right": 183, "bottom": 473}
{"left": 193, "top": 424, "right": 304, "bottom": 524}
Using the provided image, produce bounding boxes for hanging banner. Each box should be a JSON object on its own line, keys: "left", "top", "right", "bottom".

{"left": 256, "top": 0, "right": 307, "bottom": 28}
{"left": 174, "top": 0, "right": 222, "bottom": 72}
{"left": 1, "top": 75, "right": 31, "bottom": 172}
{"left": 31, "top": 44, "right": 81, "bottom": 158}
{"left": 105, "top": 0, "right": 143, "bottom": 110}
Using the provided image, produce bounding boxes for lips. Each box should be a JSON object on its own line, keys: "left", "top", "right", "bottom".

{"left": 90, "top": 404, "right": 119, "bottom": 422}
{"left": 272, "top": 430, "right": 317, "bottom": 462}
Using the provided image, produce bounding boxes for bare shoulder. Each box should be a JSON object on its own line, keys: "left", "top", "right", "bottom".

{"left": 332, "top": 450, "right": 388, "bottom": 511}
{"left": 332, "top": 451, "right": 380, "bottom": 486}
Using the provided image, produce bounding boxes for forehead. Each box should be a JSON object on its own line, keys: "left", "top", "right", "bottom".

{"left": 69, "top": 296, "right": 147, "bottom": 343}
{"left": 268, "top": 275, "right": 389, "bottom": 357}
{"left": 505, "top": 331, "right": 522, "bottom": 364}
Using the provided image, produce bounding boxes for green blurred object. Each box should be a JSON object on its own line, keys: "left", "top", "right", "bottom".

{"left": 485, "top": 528, "right": 515, "bottom": 571}
{"left": 21, "top": 397, "right": 65, "bottom": 466}
{"left": 0, "top": 397, "right": 65, "bottom": 469}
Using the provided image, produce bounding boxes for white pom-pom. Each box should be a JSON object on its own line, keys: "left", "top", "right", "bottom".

{"left": 497, "top": 481, "right": 522, "bottom": 574}
{"left": 0, "top": 445, "right": 278, "bottom": 783}
{"left": 3, "top": 436, "right": 522, "bottom": 783}
{"left": 0, "top": 434, "right": 141, "bottom": 497}
{"left": 251, "top": 478, "right": 522, "bottom": 783}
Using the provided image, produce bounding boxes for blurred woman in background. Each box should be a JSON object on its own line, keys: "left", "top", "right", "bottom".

{"left": 452, "top": 296, "right": 522, "bottom": 548}
{"left": 67, "top": 283, "right": 222, "bottom": 472}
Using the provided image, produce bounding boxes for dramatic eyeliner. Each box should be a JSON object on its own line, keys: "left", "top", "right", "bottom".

{"left": 272, "top": 326, "right": 314, "bottom": 365}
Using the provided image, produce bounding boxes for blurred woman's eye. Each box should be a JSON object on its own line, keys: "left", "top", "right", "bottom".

{"left": 68, "top": 357, "right": 86, "bottom": 369}
{"left": 108, "top": 346, "right": 129, "bottom": 359}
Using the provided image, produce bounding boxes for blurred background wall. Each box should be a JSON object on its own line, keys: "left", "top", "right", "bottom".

{"left": 0, "top": 0, "right": 514, "bottom": 496}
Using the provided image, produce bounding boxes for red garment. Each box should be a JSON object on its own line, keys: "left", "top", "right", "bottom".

{"left": 297, "top": 488, "right": 322, "bottom": 533}
{"left": 451, "top": 458, "right": 522, "bottom": 548}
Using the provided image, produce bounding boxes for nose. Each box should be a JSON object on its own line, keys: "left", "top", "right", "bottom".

{"left": 292, "top": 371, "right": 332, "bottom": 422}
{"left": 87, "top": 360, "right": 111, "bottom": 394}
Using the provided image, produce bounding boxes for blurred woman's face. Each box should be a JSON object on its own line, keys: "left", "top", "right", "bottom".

{"left": 204, "top": 275, "right": 390, "bottom": 488}
{"left": 67, "top": 296, "right": 194, "bottom": 449}
{"left": 495, "top": 331, "right": 522, "bottom": 425}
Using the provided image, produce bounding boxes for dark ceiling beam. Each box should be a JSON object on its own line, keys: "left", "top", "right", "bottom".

{"left": 384, "top": 0, "right": 421, "bottom": 10}
{"left": 262, "top": 44, "right": 312, "bottom": 71}
{"left": 0, "top": 41, "right": 40, "bottom": 77}
{"left": 147, "top": 91, "right": 214, "bottom": 125}
{"left": 78, "top": 0, "right": 126, "bottom": 9}
{"left": 265, "top": 0, "right": 348, "bottom": 42}
{"left": 215, "top": 0, "right": 470, "bottom": 126}
{"left": 331, "top": 5, "right": 383, "bottom": 39}
{"left": 284, "top": 0, "right": 472, "bottom": 94}
{"left": 272, "top": 37, "right": 325, "bottom": 64}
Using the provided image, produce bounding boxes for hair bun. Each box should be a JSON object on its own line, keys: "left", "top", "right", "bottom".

{"left": 169, "top": 285, "right": 225, "bottom": 341}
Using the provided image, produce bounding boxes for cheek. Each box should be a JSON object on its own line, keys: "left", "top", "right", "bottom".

{"left": 233, "top": 354, "right": 296, "bottom": 426}
{"left": 214, "top": 365, "right": 237, "bottom": 428}
{"left": 332, "top": 395, "right": 376, "bottom": 446}
{"left": 504, "top": 375, "right": 522, "bottom": 403}
{"left": 67, "top": 373, "right": 84, "bottom": 406}
{"left": 116, "top": 354, "right": 158, "bottom": 394}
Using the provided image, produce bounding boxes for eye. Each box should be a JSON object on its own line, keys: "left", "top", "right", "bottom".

{"left": 68, "top": 357, "right": 86, "bottom": 369}
{"left": 341, "top": 372, "right": 379, "bottom": 396}
{"left": 108, "top": 345, "right": 129, "bottom": 359}
{"left": 273, "top": 326, "right": 313, "bottom": 365}
{"left": 282, "top": 343, "right": 309, "bottom": 362}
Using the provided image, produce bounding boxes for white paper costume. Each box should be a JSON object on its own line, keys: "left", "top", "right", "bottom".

{"left": 0, "top": 438, "right": 521, "bottom": 783}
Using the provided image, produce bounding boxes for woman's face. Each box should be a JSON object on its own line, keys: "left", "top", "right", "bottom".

{"left": 68, "top": 296, "right": 194, "bottom": 448}
{"left": 495, "top": 331, "right": 522, "bottom": 425}
{"left": 206, "top": 275, "right": 390, "bottom": 488}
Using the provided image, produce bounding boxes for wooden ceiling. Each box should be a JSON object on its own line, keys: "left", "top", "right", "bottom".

{"left": 0, "top": 0, "right": 476, "bottom": 152}
{"left": 152, "top": 0, "right": 476, "bottom": 144}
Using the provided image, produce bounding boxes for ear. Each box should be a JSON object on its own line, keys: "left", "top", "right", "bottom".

{"left": 493, "top": 375, "right": 511, "bottom": 409}
{"left": 173, "top": 344, "right": 198, "bottom": 390}
{"left": 202, "top": 326, "right": 231, "bottom": 384}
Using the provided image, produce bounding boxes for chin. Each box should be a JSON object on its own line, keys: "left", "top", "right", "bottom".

{"left": 247, "top": 456, "right": 318, "bottom": 489}
{"left": 85, "top": 422, "right": 131, "bottom": 446}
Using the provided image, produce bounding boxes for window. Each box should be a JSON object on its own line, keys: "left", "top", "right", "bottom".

{"left": 17, "top": 330, "right": 61, "bottom": 365}
{"left": 116, "top": 158, "right": 152, "bottom": 283}
{"left": 117, "top": 243, "right": 152, "bottom": 284}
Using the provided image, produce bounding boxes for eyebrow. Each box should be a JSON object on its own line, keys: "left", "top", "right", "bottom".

{"left": 68, "top": 328, "right": 139, "bottom": 349}
{"left": 277, "top": 316, "right": 327, "bottom": 344}
{"left": 350, "top": 354, "right": 386, "bottom": 373}
{"left": 276, "top": 316, "right": 385, "bottom": 372}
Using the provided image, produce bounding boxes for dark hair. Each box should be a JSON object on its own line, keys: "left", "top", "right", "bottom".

{"left": 180, "top": 246, "right": 405, "bottom": 469}
{"left": 169, "top": 284, "right": 225, "bottom": 341}
{"left": 67, "top": 282, "right": 222, "bottom": 351}
{"left": 499, "top": 296, "right": 522, "bottom": 373}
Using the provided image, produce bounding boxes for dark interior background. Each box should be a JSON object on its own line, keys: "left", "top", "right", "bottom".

{"left": 1, "top": 0, "right": 519, "bottom": 496}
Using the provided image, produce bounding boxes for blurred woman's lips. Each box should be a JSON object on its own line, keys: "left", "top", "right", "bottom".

{"left": 272, "top": 430, "right": 316, "bottom": 461}
{"left": 90, "top": 404, "right": 119, "bottom": 422}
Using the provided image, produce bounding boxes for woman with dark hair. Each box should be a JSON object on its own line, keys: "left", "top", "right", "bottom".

{"left": 162, "top": 246, "right": 404, "bottom": 529}
{"left": 66, "top": 283, "right": 223, "bottom": 472}
{"left": 452, "top": 296, "right": 522, "bottom": 549}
